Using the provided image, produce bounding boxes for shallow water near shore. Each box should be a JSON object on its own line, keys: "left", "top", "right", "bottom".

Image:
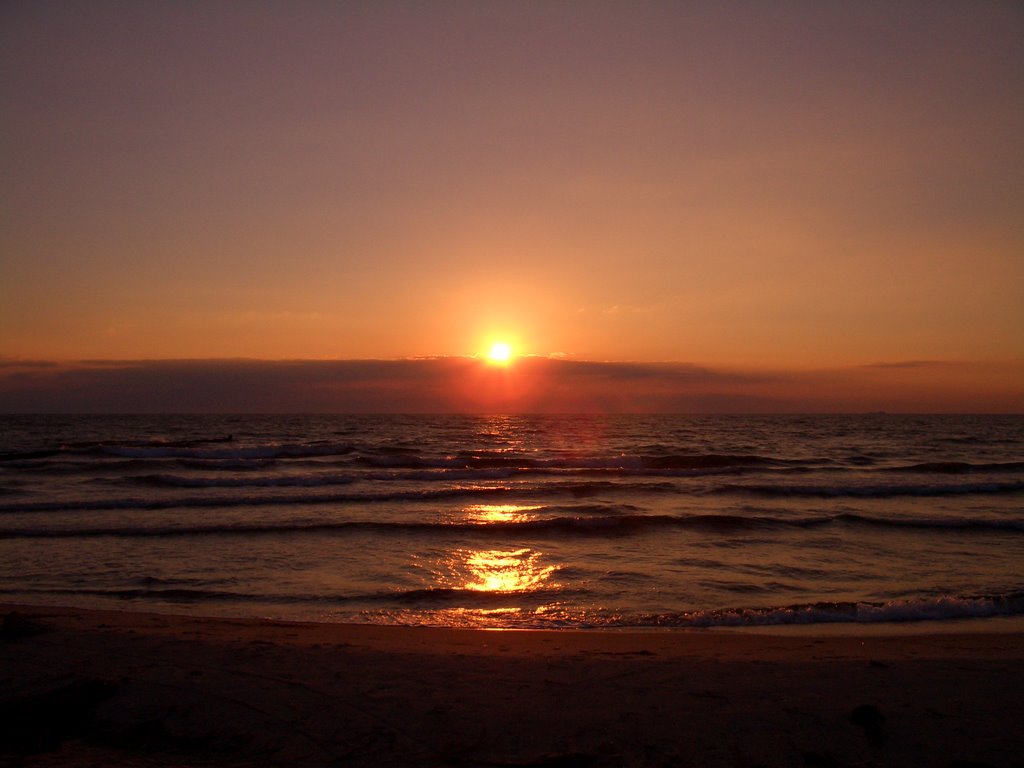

{"left": 1, "top": 413, "right": 1022, "bottom": 629}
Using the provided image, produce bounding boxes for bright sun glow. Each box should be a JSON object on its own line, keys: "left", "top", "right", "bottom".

{"left": 487, "top": 341, "right": 513, "bottom": 363}
{"left": 463, "top": 548, "right": 556, "bottom": 592}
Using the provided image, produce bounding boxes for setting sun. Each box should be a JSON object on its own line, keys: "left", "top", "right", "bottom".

{"left": 487, "top": 342, "right": 513, "bottom": 364}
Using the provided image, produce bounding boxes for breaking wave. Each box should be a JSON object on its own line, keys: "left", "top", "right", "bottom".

{"left": 2, "top": 585, "right": 1021, "bottom": 629}
{"left": 713, "top": 480, "right": 1024, "bottom": 498}
{"left": 5, "top": 510, "right": 1022, "bottom": 539}
{"left": 627, "top": 591, "right": 1024, "bottom": 628}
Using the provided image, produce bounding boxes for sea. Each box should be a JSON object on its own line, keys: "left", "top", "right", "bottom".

{"left": 1, "top": 414, "right": 1022, "bottom": 630}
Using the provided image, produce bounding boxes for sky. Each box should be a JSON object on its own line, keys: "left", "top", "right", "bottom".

{"left": 2, "top": 1, "right": 1022, "bottom": 412}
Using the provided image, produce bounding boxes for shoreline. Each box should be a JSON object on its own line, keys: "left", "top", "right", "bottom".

{"left": 5, "top": 596, "right": 1024, "bottom": 638}
{"left": 3, "top": 603, "right": 1023, "bottom": 767}
{"left": 6, "top": 599, "right": 1024, "bottom": 642}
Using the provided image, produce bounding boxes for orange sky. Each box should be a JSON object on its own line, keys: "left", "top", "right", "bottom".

{"left": 2, "top": 2, "right": 1022, "bottom": 411}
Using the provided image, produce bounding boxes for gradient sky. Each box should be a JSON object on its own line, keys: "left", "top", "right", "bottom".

{"left": 2, "top": 2, "right": 1022, "bottom": 412}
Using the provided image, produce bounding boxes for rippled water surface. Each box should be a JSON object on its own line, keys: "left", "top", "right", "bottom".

{"left": 1, "top": 414, "right": 1022, "bottom": 628}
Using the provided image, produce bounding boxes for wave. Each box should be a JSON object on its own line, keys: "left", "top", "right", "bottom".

{"left": 131, "top": 472, "right": 357, "bottom": 489}
{"left": 3, "top": 444, "right": 807, "bottom": 469}
{"left": 0, "top": 486, "right": 518, "bottom": 514}
{"left": 0, "top": 514, "right": 678, "bottom": 539}
{"left": 0, "top": 479, "right": 679, "bottom": 515}
{"left": 883, "top": 460, "right": 1024, "bottom": 474}
{"left": 0, "top": 585, "right": 262, "bottom": 603}
{"left": 0, "top": 449, "right": 64, "bottom": 462}
{"left": 123, "top": 467, "right": 529, "bottom": 488}
{"left": 4, "top": 585, "right": 1021, "bottom": 630}
{"left": 5, "top": 457, "right": 300, "bottom": 476}
{"left": 713, "top": 479, "right": 1024, "bottom": 498}
{"left": 389, "top": 586, "right": 568, "bottom": 606}
{"left": 0, "top": 439, "right": 357, "bottom": 462}
{"left": 0, "top": 584, "right": 572, "bottom": 609}
{"left": 625, "top": 591, "right": 1024, "bottom": 628}
{"left": 98, "top": 441, "right": 356, "bottom": 460}
{"left": 5, "top": 510, "right": 1022, "bottom": 539}
{"left": 353, "top": 452, "right": 796, "bottom": 471}
{"left": 0, "top": 434, "right": 240, "bottom": 460}
{"left": 833, "top": 512, "right": 1024, "bottom": 531}
{"left": 9, "top": 449, "right": 1023, "bottom": 494}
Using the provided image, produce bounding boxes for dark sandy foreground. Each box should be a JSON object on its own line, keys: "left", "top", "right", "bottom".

{"left": 1, "top": 605, "right": 1022, "bottom": 767}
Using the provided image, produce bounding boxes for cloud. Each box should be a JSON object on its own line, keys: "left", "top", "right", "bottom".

{"left": 860, "top": 360, "right": 957, "bottom": 369}
{"left": 0, "top": 357, "right": 1020, "bottom": 414}
{"left": 0, "top": 358, "right": 59, "bottom": 369}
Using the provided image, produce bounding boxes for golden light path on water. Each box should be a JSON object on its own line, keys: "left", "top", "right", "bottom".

{"left": 463, "top": 503, "right": 541, "bottom": 525}
{"left": 460, "top": 504, "right": 556, "bottom": 593}
{"left": 461, "top": 549, "right": 556, "bottom": 593}
{"left": 421, "top": 504, "right": 562, "bottom": 626}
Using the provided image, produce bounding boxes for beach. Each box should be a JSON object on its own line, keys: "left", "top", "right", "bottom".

{"left": 3, "top": 605, "right": 1022, "bottom": 767}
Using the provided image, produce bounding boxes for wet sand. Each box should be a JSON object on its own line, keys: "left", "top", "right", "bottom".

{"left": 2, "top": 604, "right": 1022, "bottom": 767}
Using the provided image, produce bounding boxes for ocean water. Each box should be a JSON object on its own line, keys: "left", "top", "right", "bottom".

{"left": 1, "top": 414, "right": 1022, "bottom": 630}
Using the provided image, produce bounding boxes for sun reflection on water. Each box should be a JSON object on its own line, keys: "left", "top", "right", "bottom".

{"left": 464, "top": 503, "right": 541, "bottom": 524}
{"left": 462, "top": 548, "right": 556, "bottom": 592}
{"left": 413, "top": 502, "right": 563, "bottom": 625}
{"left": 401, "top": 545, "right": 567, "bottom": 627}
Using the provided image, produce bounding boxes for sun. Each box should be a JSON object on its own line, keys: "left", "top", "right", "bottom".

{"left": 487, "top": 341, "right": 513, "bottom": 364}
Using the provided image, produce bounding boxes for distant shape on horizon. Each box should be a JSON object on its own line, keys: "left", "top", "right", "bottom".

{"left": 0, "top": 356, "right": 1020, "bottom": 414}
